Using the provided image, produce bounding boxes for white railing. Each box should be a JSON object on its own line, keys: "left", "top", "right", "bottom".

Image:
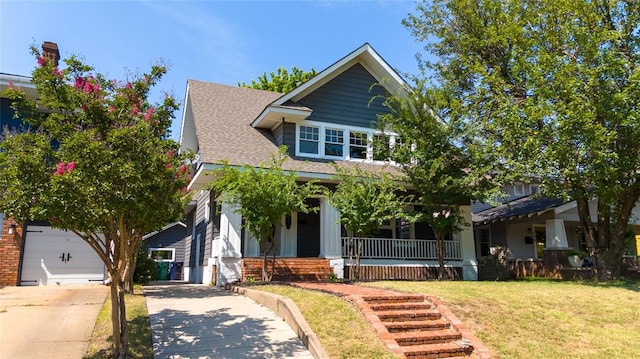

{"left": 341, "top": 237, "right": 462, "bottom": 260}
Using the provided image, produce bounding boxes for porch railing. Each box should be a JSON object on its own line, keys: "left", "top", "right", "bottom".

{"left": 341, "top": 237, "right": 462, "bottom": 261}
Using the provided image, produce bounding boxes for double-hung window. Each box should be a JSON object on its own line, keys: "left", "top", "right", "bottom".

{"left": 372, "top": 134, "right": 391, "bottom": 162}
{"left": 299, "top": 125, "right": 319, "bottom": 155}
{"left": 324, "top": 128, "right": 344, "bottom": 157}
{"left": 349, "top": 131, "right": 368, "bottom": 159}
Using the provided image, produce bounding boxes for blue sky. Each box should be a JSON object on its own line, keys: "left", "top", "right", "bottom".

{"left": 1, "top": 0, "right": 426, "bottom": 140}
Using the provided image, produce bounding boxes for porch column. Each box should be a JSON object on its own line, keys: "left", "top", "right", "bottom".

{"left": 217, "top": 201, "right": 242, "bottom": 285}
{"left": 319, "top": 197, "right": 341, "bottom": 257}
{"left": 545, "top": 219, "right": 568, "bottom": 248}
{"left": 319, "top": 198, "right": 344, "bottom": 278}
{"left": 459, "top": 205, "right": 478, "bottom": 281}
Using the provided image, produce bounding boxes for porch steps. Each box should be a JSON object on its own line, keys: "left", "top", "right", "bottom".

{"left": 241, "top": 258, "right": 331, "bottom": 282}
{"left": 362, "top": 294, "right": 475, "bottom": 358}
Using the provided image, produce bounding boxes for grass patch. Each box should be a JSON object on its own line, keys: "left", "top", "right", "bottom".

{"left": 84, "top": 286, "right": 153, "bottom": 359}
{"left": 255, "top": 285, "right": 397, "bottom": 359}
{"left": 363, "top": 279, "right": 640, "bottom": 359}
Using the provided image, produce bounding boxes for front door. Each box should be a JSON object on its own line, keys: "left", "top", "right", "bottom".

{"left": 297, "top": 198, "right": 320, "bottom": 257}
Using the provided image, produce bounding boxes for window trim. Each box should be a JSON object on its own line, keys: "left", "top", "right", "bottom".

{"left": 294, "top": 119, "right": 398, "bottom": 164}
{"left": 324, "top": 127, "right": 344, "bottom": 158}
{"left": 149, "top": 248, "right": 175, "bottom": 262}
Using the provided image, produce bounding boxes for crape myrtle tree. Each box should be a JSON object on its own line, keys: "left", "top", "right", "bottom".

{"left": 0, "top": 47, "right": 191, "bottom": 358}
{"left": 378, "top": 80, "right": 497, "bottom": 280}
{"left": 328, "top": 165, "right": 407, "bottom": 280}
{"left": 208, "top": 147, "right": 323, "bottom": 282}
{"left": 238, "top": 66, "right": 318, "bottom": 93}
{"left": 405, "top": 0, "right": 640, "bottom": 279}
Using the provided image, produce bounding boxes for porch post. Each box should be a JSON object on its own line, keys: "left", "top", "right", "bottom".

{"left": 319, "top": 198, "right": 344, "bottom": 278}
{"left": 459, "top": 205, "right": 478, "bottom": 280}
{"left": 545, "top": 219, "right": 568, "bottom": 248}
{"left": 217, "top": 201, "right": 242, "bottom": 285}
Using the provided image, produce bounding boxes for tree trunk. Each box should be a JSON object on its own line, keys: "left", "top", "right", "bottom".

{"left": 436, "top": 233, "right": 446, "bottom": 280}
{"left": 355, "top": 236, "right": 362, "bottom": 281}
{"left": 348, "top": 236, "right": 354, "bottom": 280}
{"left": 109, "top": 276, "right": 129, "bottom": 358}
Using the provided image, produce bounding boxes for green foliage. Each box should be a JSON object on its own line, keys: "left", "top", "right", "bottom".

{"left": 405, "top": 0, "right": 640, "bottom": 278}
{"left": 207, "top": 146, "right": 323, "bottom": 281}
{"left": 238, "top": 66, "right": 317, "bottom": 93}
{"left": 329, "top": 165, "right": 406, "bottom": 239}
{"left": 328, "top": 165, "right": 406, "bottom": 280}
{"left": 133, "top": 247, "right": 158, "bottom": 285}
{"left": 0, "top": 45, "right": 192, "bottom": 356}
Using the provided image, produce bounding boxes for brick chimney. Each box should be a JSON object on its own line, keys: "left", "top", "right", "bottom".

{"left": 42, "top": 41, "right": 60, "bottom": 67}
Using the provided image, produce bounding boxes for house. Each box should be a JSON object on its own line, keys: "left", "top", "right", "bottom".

{"left": 178, "top": 43, "right": 478, "bottom": 286}
{"left": 142, "top": 222, "right": 187, "bottom": 280}
{"left": 472, "top": 182, "right": 640, "bottom": 275}
{"left": 0, "top": 43, "right": 105, "bottom": 286}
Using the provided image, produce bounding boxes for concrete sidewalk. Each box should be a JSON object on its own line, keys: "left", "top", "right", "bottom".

{"left": 143, "top": 283, "right": 314, "bottom": 359}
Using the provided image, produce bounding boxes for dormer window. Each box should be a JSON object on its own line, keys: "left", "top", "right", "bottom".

{"left": 299, "top": 125, "right": 319, "bottom": 154}
{"left": 349, "top": 131, "right": 368, "bottom": 159}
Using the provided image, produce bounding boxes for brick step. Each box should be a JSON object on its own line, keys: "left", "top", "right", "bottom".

{"left": 362, "top": 294, "right": 425, "bottom": 304}
{"left": 369, "top": 301, "right": 432, "bottom": 311}
{"left": 384, "top": 319, "right": 451, "bottom": 333}
{"left": 376, "top": 309, "right": 442, "bottom": 322}
{"left": 393, "top": 329, "right": 462, "bottom": 346}
{"left": 402, "top": 341, "right": 474, "bottom": 358}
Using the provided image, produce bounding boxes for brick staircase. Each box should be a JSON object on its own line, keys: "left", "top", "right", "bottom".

{"left": 241, "top": 258, "right": 332, "bottom": 282}
{"left": 361, "top": 294, "right": 475, "bottom": 358}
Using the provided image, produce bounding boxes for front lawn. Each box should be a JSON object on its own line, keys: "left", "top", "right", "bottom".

{"left": 364, "top": 279, "right": 640, "bottom": 359}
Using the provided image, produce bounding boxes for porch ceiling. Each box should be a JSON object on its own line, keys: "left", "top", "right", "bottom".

{"left": 473, "top": 196, "right": 566, "bottom": 225}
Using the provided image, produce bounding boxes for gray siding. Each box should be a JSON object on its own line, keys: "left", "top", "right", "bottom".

{"left": 184, "top": 211, "right": 194, "bottom": 266}
{"left": 297, "top": 63, "right": 390, "bottom": 129}
{"left": 143, "top": 224, "right": 187, "bottom": 262}
{"left": 189, "top": 190, "right": 222, "bottom": 266}
{"left": 273, "top": 121, "right": 296, "bottom": 156}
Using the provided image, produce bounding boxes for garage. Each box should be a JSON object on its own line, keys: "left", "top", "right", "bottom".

{"left": 20, "top": 225, "right": 105, "bottom": 286}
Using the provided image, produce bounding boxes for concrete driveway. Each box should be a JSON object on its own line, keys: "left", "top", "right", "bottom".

{"left": 0, "top": 285, "right": 108, "bottom": 358}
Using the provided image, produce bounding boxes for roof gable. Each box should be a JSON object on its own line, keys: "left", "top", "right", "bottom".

{"left": 251, "top": 43, "right": 407, "bottom": 129}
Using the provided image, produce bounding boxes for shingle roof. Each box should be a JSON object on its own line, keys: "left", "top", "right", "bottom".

{"left": 187, "top": 79, "right": 400, "bottom": 179}
{"left": 473, "top": 195, "right": 566, "bottom": 224}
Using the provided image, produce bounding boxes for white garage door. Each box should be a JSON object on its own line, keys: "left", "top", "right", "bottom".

{"left": 21, "top": 225, "right": 105, "bottom": 286}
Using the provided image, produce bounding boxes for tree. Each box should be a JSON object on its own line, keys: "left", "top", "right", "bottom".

{"left": 238, "top": 66, "right": 317, "bottom": 93}
{"left": 404, "top": 0, "right": 640, "bottom": 279}
{"left": 378, "top": 80, "right": 496, "bottom": 279}
{"left": 208, "top": 147, "right": 322, "bottom": 282}
{"left": 328, "top": 165, "right": 407, "bottom": 280}
{"left": 0, "top": 47, "right": 190, "bottom": 358}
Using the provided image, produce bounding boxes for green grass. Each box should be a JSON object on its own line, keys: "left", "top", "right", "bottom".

{"left": 255, "top": 285, "right": 398, "bottom": 359}
{"left": 363, "top": 279, "right": 640, "bottom": 359}
{"left": 84, "top": 286, "right": 153, "bottom": 359}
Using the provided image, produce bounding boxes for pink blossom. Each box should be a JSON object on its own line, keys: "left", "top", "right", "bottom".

{"left": 108, "top": 106, "right": 115, "bottom": 114}
{"left": 37, "top": 57, "right": 46, "bottom": 67}
{"left": 167, "top": 150, "right": 175, "bottom": 158}
{"left": 166, "top": 163, "right": 173, "bottom": 169}
{"left": 53, "top": 67, "right": 62, "bottom": 78}
{"left": 66, "top": 162, "right": 76, "bottom": 172}
{"left": 7, "top": 81, "right": 13, "bottom": 88}
{"left": 74, "top": 77, "right": 85, "bottom": 89}
{"left": 54, "top": 162, "right": 66, "bottom": 176}
{"left": 125, "top": 82, "right": 132, "bottom": 89}
{"left": 81, "top": 104, "right": 88, "bottom": 111}
{"left": 144, "top": 107, "right": 155, "bottom": 121}
{"left": 180, "top": 164, "right": 188, "bottom": 174}
{"left": 131, "top": 107, "right": 140, "bottom": 116}
{"left": 182, "top": 187, "right": 188, "bottom": 193}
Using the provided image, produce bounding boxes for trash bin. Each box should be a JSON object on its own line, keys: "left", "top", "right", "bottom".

{"left": 169, "top": 262, "right": 176, "bottom": 280}
{"left": 157, "top": 262, "right": 169, "bottom": 280}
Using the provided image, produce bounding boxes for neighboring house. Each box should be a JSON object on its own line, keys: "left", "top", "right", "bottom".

{"left": 179, "top": 43, "right": 478, "bottom": 286}
{"left": 142, "top": 222, "right": 187, "bottom": 280}
{"left": 472, "top": 182, "right": 640, "bottom": 262}
{"left": 0, "top": 43, "right": 105, "bottom": 286}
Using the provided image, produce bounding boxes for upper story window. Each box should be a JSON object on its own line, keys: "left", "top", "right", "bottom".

{"left": 324, "top": 128, "right": 344, "bottom": 157}
{"left": 349, "top": 132, "right": 368, "bottom": 159}
{"left": 513, "top": 183, "right": 525, "bottom": 196}
{"left": 295, "top": 120, "right": 398, "bottom": 164}
{"left": 299, "top": 125, "right": 319, "bottom": 154}
{"left": 529, "top": 185, "right": 539, "bottom": 195}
